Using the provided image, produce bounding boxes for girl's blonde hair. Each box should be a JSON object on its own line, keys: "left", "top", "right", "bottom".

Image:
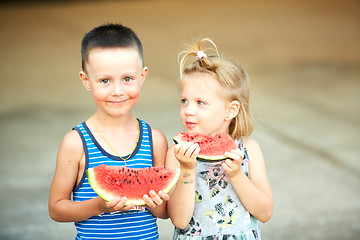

{"left": 179, "top": 38, "right": 253, "bottom": 139}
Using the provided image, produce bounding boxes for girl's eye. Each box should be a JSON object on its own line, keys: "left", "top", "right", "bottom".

{"left": 124, "top": 77, "right": 133, "bottom": 82}
{"left": 181, "top": 99, "right": 188, "bottom": 104}
{"left": 100, "top": 79, "right": 110, "bottom": 84}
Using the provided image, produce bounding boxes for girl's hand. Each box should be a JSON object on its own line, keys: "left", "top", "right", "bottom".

{"left": 221, "top": 148, "right": 245, "bottom": 178}
{"left": 96, "top": 196, "right": 135, "bottom": 214}
{"left": 174, "top": 141, "right": 200, "bottom": 170}
{"left": 143, "top": 190, "right": 169, "bottom": 209}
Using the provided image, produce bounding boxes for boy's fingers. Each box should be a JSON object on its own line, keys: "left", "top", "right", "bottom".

{"left": 158, "top": 190, "right": 170, "bottom": 201}
{"left": 106, "top": 198, "right": 121, "bottom": 208}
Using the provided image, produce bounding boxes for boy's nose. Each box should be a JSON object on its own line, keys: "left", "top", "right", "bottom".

{"left": 112, "top": 81, "right": 124, "bottom": 96}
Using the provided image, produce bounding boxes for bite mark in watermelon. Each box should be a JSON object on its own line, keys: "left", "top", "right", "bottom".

{"left": 173, "top": 132, "right": 238, "bottom": 162}
{"left": 87, "top": 164, "right": 181, "bottom": 206}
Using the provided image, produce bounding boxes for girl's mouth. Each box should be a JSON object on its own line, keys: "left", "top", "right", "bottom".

{"left": 185, "top": 121, "right": 197, "bottom": 129}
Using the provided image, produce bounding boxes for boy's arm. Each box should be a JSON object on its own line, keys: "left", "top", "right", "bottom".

{"left": 48, "top": 130, "right": 134, "bottom": 222}
{"left": 48, "top": 130, "right": 101, "bottom": 222}
{"left": 166, "top": 142, "right": 199, "bottom": 229}
{"left": 144, "top": 127, "right": 169, "bottom": 219}
{"left": 222, "top": 137, "right": 273, "bottom": 223}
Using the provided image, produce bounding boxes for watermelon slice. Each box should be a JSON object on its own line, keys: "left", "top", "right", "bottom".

{"left": 173, "top": 132, "right": 238, "bottom": 162}
{"left": 87, "top": 164, "right": 181, "bottom": 206}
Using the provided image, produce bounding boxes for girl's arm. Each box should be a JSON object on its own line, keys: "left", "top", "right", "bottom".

{"left": 144, "top": 127, "right": 169, "bottom": 219}
{"left": 48, "top": 130, "right": 134, "bottom": 222}
{"left": 222, "top": 137, "right": 273, "bottom": 223}
{"left": 166, "top": 142, "right": 199, "bottom": 229}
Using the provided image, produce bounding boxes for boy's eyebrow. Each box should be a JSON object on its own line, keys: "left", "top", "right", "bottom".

{"left": 94, "top": 71, "right": 138, "bottom": 77}
{"left": 94, "top": 73, "right": 111, "bottom": 78}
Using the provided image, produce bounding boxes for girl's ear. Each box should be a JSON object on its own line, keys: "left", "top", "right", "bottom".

{"left": 225, "top": 100, "right": 240, "bottom": 120}
{"left": 80, "top": 71, "right": 91, "bottom": 91}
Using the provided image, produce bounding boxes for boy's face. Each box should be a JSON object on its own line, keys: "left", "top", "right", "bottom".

{"left": 80, "top": 47, "right": 147, "bottom": 118}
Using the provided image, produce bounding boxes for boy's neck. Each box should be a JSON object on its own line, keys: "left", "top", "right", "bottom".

{"left": 91, "top": 112, "right": 136, "bottom": 129}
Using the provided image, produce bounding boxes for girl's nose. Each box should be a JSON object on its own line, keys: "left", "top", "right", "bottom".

{"left": 184, "top": 103, "right": 196, "bottom": 116}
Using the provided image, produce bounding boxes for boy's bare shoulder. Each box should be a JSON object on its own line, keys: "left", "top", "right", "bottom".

{"left": 150, "top": 127, "right": 167, "bottom": 144}
{"left": 58, "top": 130, "right": 84, "bottom": 160}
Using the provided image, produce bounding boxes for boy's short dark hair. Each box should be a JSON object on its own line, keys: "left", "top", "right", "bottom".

{"left": 81, "top": 23, "right": 144, "bottom": 71}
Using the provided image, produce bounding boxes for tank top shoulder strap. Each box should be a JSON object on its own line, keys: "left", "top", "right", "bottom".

{"left": 72, "top": 122, "right": 93, "bottom": 191}
{"left": 137, "top": 118, "right": 154, "bottom": 160}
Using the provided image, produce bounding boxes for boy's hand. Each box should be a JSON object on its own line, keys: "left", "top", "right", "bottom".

{"left": 174, "top": 141, "right": 200, "bottom": 170}
{"left": 221, "top": 147, "right": 245, "bottom": 178}
{"left": 96, "top": 196, "right": 135, "bottom": 214}
{"left": 143, "top": 190, "right": 169, "bottom": 209}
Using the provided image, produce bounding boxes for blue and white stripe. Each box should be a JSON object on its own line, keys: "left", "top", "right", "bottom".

{"left": 72, "top": 119, "right": 158, "bottom": 240}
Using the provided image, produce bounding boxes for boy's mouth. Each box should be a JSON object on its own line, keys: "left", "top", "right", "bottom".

{"left": 108, "top": 99, "right": 128, "bottom": 105}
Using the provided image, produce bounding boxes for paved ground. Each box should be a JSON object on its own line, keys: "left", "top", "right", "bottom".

{"left": 0, "top": 0, "right": 359, "bottom": 239}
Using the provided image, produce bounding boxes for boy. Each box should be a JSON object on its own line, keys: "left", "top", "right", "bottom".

{"left": 49, "top": 23, "right": 169, "bottom": 240}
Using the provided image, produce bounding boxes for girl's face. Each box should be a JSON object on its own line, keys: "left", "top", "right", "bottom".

{"left": 80, "top": 47, "right": 147, "bottom": 118}
{"left": 180, "top": 73, "right": 230, "bottom": 136}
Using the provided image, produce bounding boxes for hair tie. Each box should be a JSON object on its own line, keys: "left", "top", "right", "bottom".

{"left": 196, "top": 50, "right": 207, "bottom": 60}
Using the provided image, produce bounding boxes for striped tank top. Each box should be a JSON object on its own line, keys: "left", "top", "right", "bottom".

{"left": 72, "top": 118, "right": 159, "bottom": 240}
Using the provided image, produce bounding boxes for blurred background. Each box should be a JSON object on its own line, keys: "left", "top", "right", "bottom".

{"left": 0, "top": 0, "right": 359, "bottom": 239}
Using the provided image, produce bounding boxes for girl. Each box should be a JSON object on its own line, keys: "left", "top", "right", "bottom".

{"left": 166, "top": 39, "right": 273, "bottom": 239}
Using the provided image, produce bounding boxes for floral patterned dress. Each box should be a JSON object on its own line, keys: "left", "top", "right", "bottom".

{"left": 173, "top": 140, "right": 262, "bottom": 240}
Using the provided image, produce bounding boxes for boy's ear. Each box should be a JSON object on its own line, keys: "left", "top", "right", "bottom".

{"left": 79, "top": 71, "right": 91, "bottom": 91}
{"left": 225, "top": 100, "right": 240, "bottom": 120}
{"left": 140, "top": 67, "right": 148, "bottom": 86}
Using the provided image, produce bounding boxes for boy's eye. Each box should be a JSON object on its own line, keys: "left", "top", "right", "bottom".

{"left": 100, "top": 79, "right": 110, "bottom": 84}
{"left": 124, "top": 77, "right": 133, "bottom": 82}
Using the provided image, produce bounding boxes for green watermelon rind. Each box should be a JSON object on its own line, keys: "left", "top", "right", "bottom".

{"left": 197, "top": 154, "right": 227, "bottom": 162}
{"left": 87, "top": 167, "right": 181, "bottom": 206}
{"left": 173, "top": 136, "right": 233, "bottom": 162}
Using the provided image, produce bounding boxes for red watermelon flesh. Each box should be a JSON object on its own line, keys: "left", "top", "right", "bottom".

{"left": 173, "top": 132, "right": 238, "bottom": 162}
{"left": 87, "top": 164, "right": 181, "bottom": 205}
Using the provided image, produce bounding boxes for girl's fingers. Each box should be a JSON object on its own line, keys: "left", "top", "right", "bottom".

{"left": 186, "top": 143, "right": 200, "bottom": 158}
{"left": 224, "top": 149, "right": 244, "bottom": 161}
{"left": 175, "top": 141, "right": 199, "bottom": 158}
{"left": 193, "top": 145, "right": 201, "bottom": 156}
{"left": 221, "top": 161, "right": 231, "bottom": 172}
